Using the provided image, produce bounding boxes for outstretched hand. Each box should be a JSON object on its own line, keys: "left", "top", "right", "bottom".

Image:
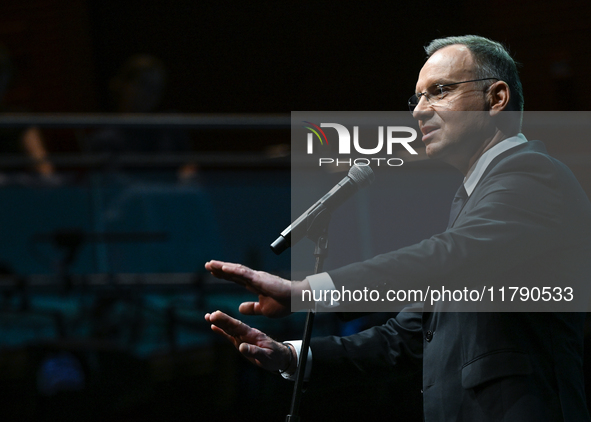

{"left": 205, "top": 310, "right": 296, "bottom": 374}
{"left": 205, "top": 260, "right": 304, "bottom": 318}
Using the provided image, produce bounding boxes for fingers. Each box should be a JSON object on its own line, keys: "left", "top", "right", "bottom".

{"left": 208, "top": 310, "right": 252, "bottom": 338}
{"left": 205, "top": 312, "right": 235, "bottom": 344}
{"left": 205, "top": 261, "right": 268, "bottom": 294}
{"left": 211, "top": 324, "right": 236, "bottom": 344}
{"left": 205, "top": 260, "right": 292, "bottom": 318}
{"left": 205, "top": 310, "right": 289, "bottom": 371}
{"left": 205, "top": 260, "right": 253, "bottom": 284}
{"left": 205, "top": 260, "right": 291, "bottom": 301}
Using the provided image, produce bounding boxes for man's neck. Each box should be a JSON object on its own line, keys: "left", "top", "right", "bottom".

{"left": 456, "top": 130, "right": 519, "bottom": 175}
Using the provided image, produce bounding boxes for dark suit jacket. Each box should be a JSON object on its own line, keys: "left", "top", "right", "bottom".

{"left": 310, "top": 141, "right": 591, "bottom": 421}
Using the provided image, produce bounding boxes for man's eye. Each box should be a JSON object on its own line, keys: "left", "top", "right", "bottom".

{"left": 434, "top": 86, "right": 451, "bottom": 99}
{"left": 425, "top": 87, "right": 441, "bottom": 98}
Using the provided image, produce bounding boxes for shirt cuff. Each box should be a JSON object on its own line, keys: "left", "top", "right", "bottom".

{"left": 280, "top": 340, "right": 312, "bottom": 381}
{"left": 306, "top": 272, "right": 340, "bottom": 310}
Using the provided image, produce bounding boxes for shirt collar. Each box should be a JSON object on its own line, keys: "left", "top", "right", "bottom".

{"left": 463, "top": 133, "right": 528, "bottom": 196}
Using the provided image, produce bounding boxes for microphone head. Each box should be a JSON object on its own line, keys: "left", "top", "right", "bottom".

{"left": 348, "top": 164, "right": 375, "bottom": 189}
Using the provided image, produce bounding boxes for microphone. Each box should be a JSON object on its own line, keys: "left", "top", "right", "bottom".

{"left": 270, "top": 165, "right": 375, "bottom": 255}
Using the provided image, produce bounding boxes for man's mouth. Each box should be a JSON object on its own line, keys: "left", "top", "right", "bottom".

{"left": 420, "top": 126, "right": 439, "bottom": 143}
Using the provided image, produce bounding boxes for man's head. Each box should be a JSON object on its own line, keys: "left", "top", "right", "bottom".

{"left": 412, "top": 35, "right": 523, "bottom": 173}
{"left": 425, "top": 36, "right": 524, "bottom": 112}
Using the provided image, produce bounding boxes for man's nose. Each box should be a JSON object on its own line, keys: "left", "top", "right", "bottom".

{"left": 412, "top": 96, "right": 432, "bottom": 119}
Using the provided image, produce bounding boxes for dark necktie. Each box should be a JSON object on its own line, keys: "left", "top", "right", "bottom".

{"left": 447, "top": 184, "right": 468, "bottom": 229}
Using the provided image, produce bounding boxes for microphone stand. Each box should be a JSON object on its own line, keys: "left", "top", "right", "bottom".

{"left": 285, "top": 212, "right": 330, "bottom": 422}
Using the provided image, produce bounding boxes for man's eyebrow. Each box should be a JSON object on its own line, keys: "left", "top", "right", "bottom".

{"left": 417, "top": 79, "right": 454, "bottom": 91}
{"left": 434, "top": 79, "right": 456, "bottom": 86}
{"left": 415, "top": 79, "right": 456, "bottom": 94}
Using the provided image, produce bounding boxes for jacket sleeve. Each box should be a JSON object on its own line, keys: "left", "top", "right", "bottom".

{"left": 309, "top": 308, "right": 423, "bottom": 384}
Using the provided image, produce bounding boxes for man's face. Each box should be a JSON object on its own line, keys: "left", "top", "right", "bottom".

{"left": 413, "top": 45, "right": 494, "bottom": 171}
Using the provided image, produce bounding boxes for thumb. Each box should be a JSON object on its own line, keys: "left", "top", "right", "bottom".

{"left": 239, "top": 342, "right": 262, "bottom": 359}
{"left": 239, "top": 301, "right": 262, "bottom": 315}
{"left": 238, "top": 342, "right": 280, "bottom": 372}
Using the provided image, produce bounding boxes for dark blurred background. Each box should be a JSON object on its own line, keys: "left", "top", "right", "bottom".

{"left": 2, "top": 0, "right": 591, "bottom": 113}
{"left": 0, "top": 0, "right": 590, "bottom": 421}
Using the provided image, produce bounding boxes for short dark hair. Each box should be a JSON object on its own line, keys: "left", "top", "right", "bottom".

{"left": 425, "top": 35, "right": 524, "bottom": 112}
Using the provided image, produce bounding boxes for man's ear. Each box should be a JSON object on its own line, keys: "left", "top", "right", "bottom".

{"left": 488, "top": 80, "right": 510, "bottom": 115}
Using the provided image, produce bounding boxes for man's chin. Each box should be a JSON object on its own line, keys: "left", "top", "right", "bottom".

{"left": 424, "top": 144, "right": 441, "bottom": 159}
{"left": 424, "top": 144, "right": 453, "bottom": 166}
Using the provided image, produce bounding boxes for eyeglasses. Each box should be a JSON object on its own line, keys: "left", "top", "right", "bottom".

{"left": 408, "top": 77, "right": 499, "bottom": 114}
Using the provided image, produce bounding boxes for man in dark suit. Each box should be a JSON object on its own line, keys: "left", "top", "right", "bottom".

{"left": 205, "top": 35, "right": 591, "bottom": 421}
